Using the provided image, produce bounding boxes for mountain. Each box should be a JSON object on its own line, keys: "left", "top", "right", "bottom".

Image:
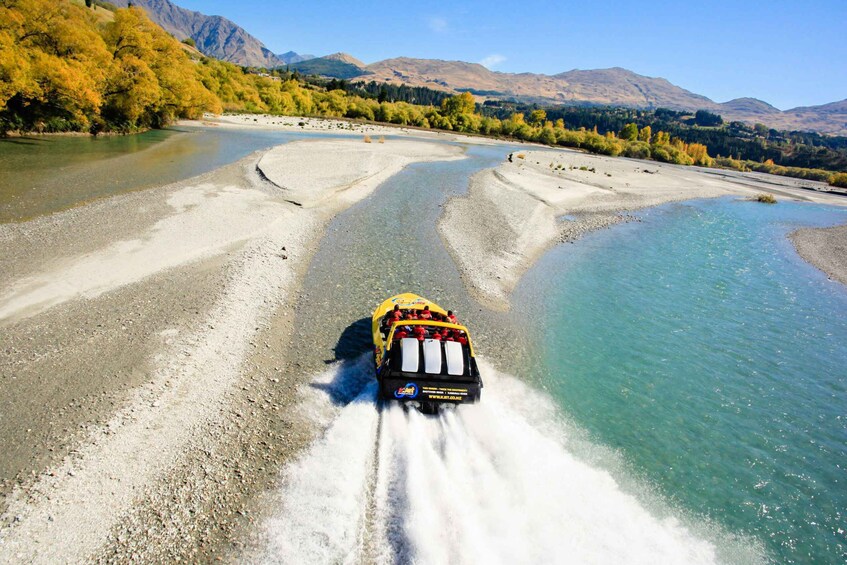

{"left": 749, "top": 99, "right": 847, "bottom": 135}
{"left": 288, "top": 53, "right": 370, "bottom": 80}
{"left": 324, "top": 52, "right": 366, "bottom": 68}
{"left": 718, "top": 97, "right": 780, "bottom": 117}
{"left": 363, "top": 59, "right": 721, "bottom": 110}
{"left": 279, "top": 51, "right": 314, "bottom": 65}
{"left": 365, "top": 58, "right": 508, "bottom": 94}
{"left": 108, "top": 0, "right": 310, "bottom": 68}
{"left": 355, "top": 58, "right": 847, "bottom": 135}
{"left": 362, "top": 59, "right": 711, "bottom": 108}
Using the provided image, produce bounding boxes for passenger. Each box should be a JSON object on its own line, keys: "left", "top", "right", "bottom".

{"left": 384, "top": 305, "right": 402, "bottom": 329}
{"left": 446, "top": 310, "right": 458, "bottom": 324}
{"left": 413, "top": 325, "right": 426, "bottom": 340}
{"left": 444, "top": 331, "right": 455, "bottom": 342}
{"left": 405, "top": 309, "right": 418, "bottom": 320}
{"left": 394, "top": 328, "right": 408, "bottom": 340}
{"left": 454, "top": 330, "right": 468, "bottom": 345}
{"left": 431, "top": 330, "right": 443, "bottom": 341}
{"left": 419, "top": 305, "right": 433, "bottom": 320}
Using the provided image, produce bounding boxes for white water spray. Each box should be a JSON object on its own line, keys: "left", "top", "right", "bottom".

{"left": 262, "top": 357, "right": 763, "bottom": 564}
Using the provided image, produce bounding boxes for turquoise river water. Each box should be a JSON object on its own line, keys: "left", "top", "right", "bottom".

{"left": 3, "top": 130, "right": 845, "bottom": 562}
{"left": 513, "top": 198, "right": 847, "bottom": 562}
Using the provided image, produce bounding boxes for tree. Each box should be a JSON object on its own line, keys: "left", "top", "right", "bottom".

{"left": 653, "top": 130, "right": 670, "bottom": 146}
{"left": 102, "top": 7, "right": 219, "bottom": 128}
{"left": 694, "top": 110, "right": 723, "bottom": 127}
{"left": 619, "top": 122, "right": 638, "bottom": 141}
{"left": 638, "top": 125, "right": 652, "bottom": 143}
{"left": 1, "top": 0, "right": 110, "bottom": 129}
{"left": 529, "top": 109, "right": 547, "bottom": 126}
{"left": 441, "top": 91, "right": 475, "bottom": 117}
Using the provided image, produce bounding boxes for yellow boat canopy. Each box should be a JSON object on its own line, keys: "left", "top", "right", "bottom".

{"left": 372, "top": 293, "right": 473, "bottom": 356}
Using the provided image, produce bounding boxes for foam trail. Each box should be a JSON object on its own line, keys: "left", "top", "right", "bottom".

{"left": 264, "top": 358, "right": 763, "bottom": 564}
{"left": 263, "top": 358, "right": 379, "bottom": 564}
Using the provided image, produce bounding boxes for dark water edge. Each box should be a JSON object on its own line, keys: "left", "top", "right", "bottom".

{"left": 0, "top": 126, "right": 346, "bottom": 223}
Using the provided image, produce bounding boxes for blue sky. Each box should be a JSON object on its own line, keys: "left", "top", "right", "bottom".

{"left": 177, "top": 0, "right": 846, "bottom": 110}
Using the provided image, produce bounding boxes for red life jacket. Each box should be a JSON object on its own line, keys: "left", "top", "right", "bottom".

{"left": 419, "top": 310, "right": 432, "bottom": 320}
{"left": 446, "top": 314, "right": 457, "bottom": 324}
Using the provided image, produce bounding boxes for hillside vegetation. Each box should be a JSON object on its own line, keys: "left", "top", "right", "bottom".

{"left": 0, "top": 0, "right": 219, "bottom": 132}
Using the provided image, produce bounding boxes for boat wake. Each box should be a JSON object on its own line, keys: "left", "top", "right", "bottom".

{"left": 261, "top": 356, "right": 763, "bottom": 564}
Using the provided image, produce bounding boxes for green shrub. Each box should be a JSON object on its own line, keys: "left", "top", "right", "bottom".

{"left": 714, "top": 157, "right": 748, "bottom": 171}
{"left": 651, "top": 146, "right": 672, "bottom": 163}
{"left": 622, "top": 141, "right": 651, "bottom": 160}
{"left": 755, "top": 193, "right": 777, "bottom": 204}
{"left": 830, "top": 173, "right": 847, "bottom": 188}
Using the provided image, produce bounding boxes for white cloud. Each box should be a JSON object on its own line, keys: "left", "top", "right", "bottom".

{"left": 479, "top": 54, "right": 506, "bottom": 69}
{"left": 428, "top": 17, "right": 448, "bottom": 33}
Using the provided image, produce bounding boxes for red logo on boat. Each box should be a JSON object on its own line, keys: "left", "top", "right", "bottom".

{"left": 394, "top": 383, "right": 419, "bottom": 399}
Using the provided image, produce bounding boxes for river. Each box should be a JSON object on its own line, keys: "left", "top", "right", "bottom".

{"left": 3, "top": 127, "right": 845, "bottom": 563}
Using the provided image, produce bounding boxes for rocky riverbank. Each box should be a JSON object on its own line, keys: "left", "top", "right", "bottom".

{"left": 790, "top": 224, "right": 847, "bottom": 287}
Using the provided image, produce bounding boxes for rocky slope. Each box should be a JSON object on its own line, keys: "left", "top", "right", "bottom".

{"left": 108, "top": 0, "right": 308, "bottom": 68}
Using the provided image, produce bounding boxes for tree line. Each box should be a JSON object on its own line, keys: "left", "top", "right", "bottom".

{"left": 482, "top": 102, "right": 847, "bottom": 172}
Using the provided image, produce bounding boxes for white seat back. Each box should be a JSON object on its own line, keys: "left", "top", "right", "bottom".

{"left": 423, "top": 339, "right": 442, "bottom": 374}
{"left": 444, "top": 341, "right": 465, "bottom": 376}
{"left": 401, "top": 338, "right": 420, "bottom": 372}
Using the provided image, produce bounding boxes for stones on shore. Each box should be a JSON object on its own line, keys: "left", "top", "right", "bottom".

{"left": 557, "top": 213, "right": 640, "bottom": 244}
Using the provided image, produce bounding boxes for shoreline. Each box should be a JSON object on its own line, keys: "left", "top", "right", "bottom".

{"left": 0, "top": 136, "right": 464, "bottom": 562}
{"left": 789, "top": 224, "right": 847, "bottom": 287}
{"left": 438, "top": 149, "right": 847, "bottom": 310}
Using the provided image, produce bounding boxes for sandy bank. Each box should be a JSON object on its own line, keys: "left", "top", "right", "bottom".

{"left": 257, "top": 139, "right": 462, "bottom": 208}
{"left": 790, "top": 224, "right": 847, "bottom": 287}
{"left": 439, "top": 149, "right": 847, "bottom": 310}
{"left": 189, "top": 113, "right": 508, "bottom": 146}
{"left": 0, "top": 138, "right": 462, "bottom": 562}
{"left": 203, "top": 113, "right": 400, "bottom": 137}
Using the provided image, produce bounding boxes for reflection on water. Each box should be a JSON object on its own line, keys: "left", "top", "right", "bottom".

{"left": 0, "top": 126, "right": 344, "bottom": 222}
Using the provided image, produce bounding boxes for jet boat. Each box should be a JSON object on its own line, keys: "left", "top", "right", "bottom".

{"left": 372, "top": 293, "right": 482, "bottom": 413}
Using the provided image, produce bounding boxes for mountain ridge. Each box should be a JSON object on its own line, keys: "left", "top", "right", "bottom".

{"left": 356, "top": 57, "right": 846, "bottom": 135}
